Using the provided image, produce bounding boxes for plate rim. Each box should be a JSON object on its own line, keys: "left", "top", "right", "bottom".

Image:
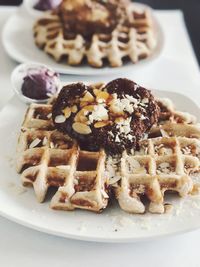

{"left": 0, "top": 89, "right": 200, "bottom": 243}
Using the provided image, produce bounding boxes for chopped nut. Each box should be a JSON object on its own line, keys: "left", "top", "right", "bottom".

{"left": 80, "top": 101, "right": 88, "bottom": 108}
{"left": 42, "top": 136, "right": 48, "bottom": 146}
{"left": 50, "top": 142, "right": 54, "bottom": 148}
{"left": 94, "top": 121, "right": 109, "bottom": 128}
{"left": 115, "top": 117, "right": 124, "bottom": 124}
{"left": 74, "top": 109, "right": 89, "bottom": 123}
{"left": 101, "top": 189, "right": 109, "bottom": 199}
{"left": 71, "top": 105, "right": 78, "bottom": 113}
{"left": 29, "top": 138, "right": 41, "bottom": 149}
{"left": 62, "top": 107, "right": 71, "bottom": 119}
{"left": 96, "top": 91, "right": 109, "bottom": 102}
{"left": 81, "top": 91, "right": 94, "bottom": 103}
{"left": 55, "top": 115, "right": 66, "bottom": 123}
{"left": 108, "top": 176, "right": 121, "bottom": 185}
{"left": 72, "top": 122, "right": 92, "bottom": 135}
{"left": 47, "top": 113, "right": 52, "bottom": 119}
{"left": 159, "top": 162, "right": 170, "bottom": 169}
{"left": 142, "top": 98, "right": 149, "bottom": 104}
{"left": 160, "top": 129, "right": 169, "bottom": 137}
{"left": 93, "top": 89, "right": 101, "bottom": 96}
{"left": 83, "top": 105, "right": 95, "bottom": 112}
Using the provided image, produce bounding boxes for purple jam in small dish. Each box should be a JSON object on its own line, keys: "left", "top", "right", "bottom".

{"left": 21, "top": 68, "right": 59, "bottom": 100}
{"left": 34, "top": 0, "right": 62, "bottom": 11}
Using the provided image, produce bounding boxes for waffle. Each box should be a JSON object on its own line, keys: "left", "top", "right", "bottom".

{"left": 33, "top": 3, "right": 157, "bottom": 67}
{"left": 113, "top": 134, "right": 200, "bottom": 214}
{"left": 112, "top": 98, "right": 200, "bottom": 213}
{"left": 157, "top": 98, "right": 197, "bottom": 125}
{"left": 150, "top": 98, "right": 199, "bottom": 138}
{"left": 17, "top": 103, "right": 109, "bottom": 212}
{"left": 16, "top": 97, "right": 200, "bottom": 214}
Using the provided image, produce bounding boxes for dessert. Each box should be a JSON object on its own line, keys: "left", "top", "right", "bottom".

{"left": 59, "top": 0, "right": 126, "bottom": 39}
{"left": 16, "top": 80, "right": 200, "bottom": 213}
{"left": 52, "top": 79, "right": 160, "bottom": 154}
{"left": 33, "top": 0, "right": 158, "bottom": 67}
{"left": 110, "top": 98, "right": 200, "bottom": 213}
{"left": 17, "top": 103, "right": 108, "bottom": 212}
{"left": 21, "top": 66, "right": 59, "bottom": 100}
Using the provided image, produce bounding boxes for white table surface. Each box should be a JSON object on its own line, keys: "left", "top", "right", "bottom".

{"left": 0, "top": 6, "right": 200, "bottom": 267}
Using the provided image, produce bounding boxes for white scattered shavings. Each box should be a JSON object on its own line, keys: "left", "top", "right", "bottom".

{"left": 116, "top": 117, "right": 132, "bottom": 135}
{"left": 108, "top": 176, "right": 121, "bottom": 185}
{"left": 101, "top": 189, "right": 109, "bottom": 199}
{"left": 74, "top": 178, "right": 79, "bottom": 185}
{"left": 181, "top": 146, "right": 191, "bottom": 155}
{"left": 110, "top": 94, "right": 139, "bottom": 114}
{"left": 46, "top": 93, "right": 53, "bottom": 98}
{"left": 97, "top": 98, "right": 104, "bottom": 104}
{"left": 134, "top": 84, "right": 140, "bottom": 90}
{"left": 139, "top": 102, "right": 147, "bottom": 108}
{"left": 140, "top": 114, "right": 146, "bottom": 120}
{"left": 157, "top": 162, "right": 172, "bottom": 174}
{"left": 55, "top": 115, "right": 66, "bottom": 123}
{"left": 106, "top": 156, "right": 121, "bottom": 183}
{"left": 125, "top": 94, "right": 138, "bottom": 104}
{"left": 108, "top": 131, "right": 114, "bottom": 138}
{"left": 50, "top": 142, "right": 54, "bottom": 148}
{"left": 126, "top": 157, "right": 147, "bottom": 174}
{"left": 158, "top": 147, "right": 173, "bottom": 156}
{"left": 139, "top": 217, "right": 152, "bottom": 230}
{"left": 88, "top": 104, "right": 108, "bottom": 123}
{"left": 142, "top": 98, "right": 149, "bottom": 104}
{"left": 127, "top": 134, "right": 134, "bottom": 141}
{"left": 127, "top": 157, "right": 141, "bottom": 169}
{"left": 160, "top": 129, "right": 169, "bottom": 137}
{"left": 7, "top": 182, "right": 27, "bottom": 195}
{"left": 113, "top": 215, "right": 135, "bottom": 228}
{"left": 29, "top": 138, "right": 41, "bottom": 149}
{"left": 47, "top": 113, "right": 52, "bottom": 119}
{"left": 42, "top": 136, "right": 48, "bottom": 146}
{"left": 115, "top": 135, "right": 120, "bottom": 143}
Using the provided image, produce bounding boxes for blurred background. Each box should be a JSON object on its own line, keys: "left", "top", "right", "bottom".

{"left": 0, "top": 0, "right": 199, "bottom": 66}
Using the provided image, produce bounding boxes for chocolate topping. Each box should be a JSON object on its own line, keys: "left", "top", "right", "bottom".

{"left": 52, "top": 79, "right": 160, "bottom": 154}
{"left": 57, "top": 0, "right": 129, "bottom": 39}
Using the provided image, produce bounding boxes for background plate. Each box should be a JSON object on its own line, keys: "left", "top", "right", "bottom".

{"left": 2, "top": 3, "right": 164, "bottom": 75}
{"left": 0, "top": 90, "right": 200, "bottom": 243}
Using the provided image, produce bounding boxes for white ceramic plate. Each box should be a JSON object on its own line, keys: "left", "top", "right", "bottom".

{"left": 2, "top": 3, "right": 164, "bottom": 75}
{"left": 0, "top": 90, "right": 200, "bottom": 243}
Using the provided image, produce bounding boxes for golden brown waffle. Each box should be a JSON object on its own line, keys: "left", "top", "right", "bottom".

{"left": 150, "top": 97, "right": 199, "bottom": 138}
{"left": 112, "top": 134, "right": 200, "bottom": 214}
{"left": 111, "top": 99, "right": 200, "bottom": 213}
{"left": 17, "top": 103, "right": 109, "bottom": 212}
{"left": 33, "top": 3, "right": 157, "bottom": 67}
{"left": 16, "top": 97, "right": 200, "bottom": 214}
{"left": 157, "top": 98, "right": 197, "bottom": 125}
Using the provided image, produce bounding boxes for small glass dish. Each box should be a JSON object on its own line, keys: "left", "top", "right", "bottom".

{"left": 11, "top": 62, "right": 61, "bottom": 104}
